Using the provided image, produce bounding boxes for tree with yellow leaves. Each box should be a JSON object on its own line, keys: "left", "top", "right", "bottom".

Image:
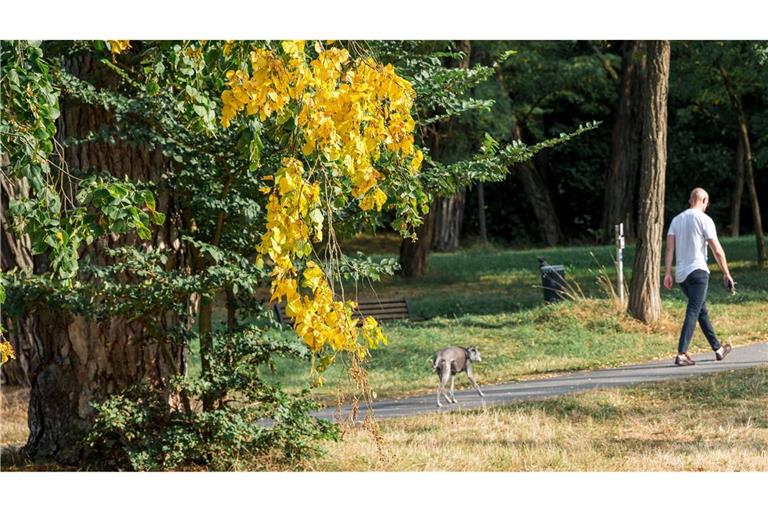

{"left": 3, "top": 39, "right": 429, "bottom": 468}
{"left": 220, "top": 41, "right": 423, "bottom": 364}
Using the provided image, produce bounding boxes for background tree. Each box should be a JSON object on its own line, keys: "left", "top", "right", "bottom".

{"left": 461, "top": 41, "right": 613, "bottom": 246}
{"left": 431, "top": 40, "right": 472, "bottom": 252}
{"left": 394, "top": 41, "right": 600, "bottom": 276}
{"left": 600, "top": 40, "right": 646, "bottom": 242}
{"left": 670, "top": 41, "right": 767, "bottom": 266}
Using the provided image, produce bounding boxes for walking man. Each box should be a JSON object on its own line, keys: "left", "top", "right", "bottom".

{"left": 664, "top": 187, "right": 734, "bottom": 366}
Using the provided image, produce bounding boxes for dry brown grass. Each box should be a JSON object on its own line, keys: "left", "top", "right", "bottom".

{"left": 4, "top": 368, "right": 767, "bottom": 472}
{"left": 307, "top": 367, "right": 768, "bottom": 471}
{"left": 1, "top": 386, "right": 29, "bottom": 447}
{"left": 1, "top": 386, "right": 32, "bottom": 469}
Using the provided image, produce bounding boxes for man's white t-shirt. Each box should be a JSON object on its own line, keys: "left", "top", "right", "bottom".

{"left": 667, "top": 208, "right": 718, "bottom": 283}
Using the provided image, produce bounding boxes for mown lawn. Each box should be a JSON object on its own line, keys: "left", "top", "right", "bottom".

{"left": 261, "top": 236, "right": 768, "bottom": 403}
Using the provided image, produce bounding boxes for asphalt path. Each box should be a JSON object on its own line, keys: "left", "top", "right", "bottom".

{"left": 314, "top": 342, "right": 768, "bottom": 422}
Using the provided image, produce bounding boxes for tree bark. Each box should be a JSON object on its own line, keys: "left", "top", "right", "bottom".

{"left": 601, "top": 41, "right": 646, "bottom": 243}
{"left": 18, "top": 52, "right": 190, "bottom": 463}
{"left": 728, "top": 136, "right": 745, "bottom": 237}
{"left": 399, "top": 210, "right": 434, "bottom": 278}
{"left": 431, "top": 190, "right": 465, "bottom": 252}
{"left": 511, "top": 121, "right": 562, "bottom": 246}
{"left": 477, "top": 182, "right": 488, "bottom": 244}
{"left": 1, "top": 169, "right": 37, "bottom": 386}
{"left": 629, "top": 41, "right": 670, "bottom": 324}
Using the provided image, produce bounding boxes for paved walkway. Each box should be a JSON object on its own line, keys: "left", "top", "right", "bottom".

{"left": 315, "top": 342, "right": 768, "bottom": 421}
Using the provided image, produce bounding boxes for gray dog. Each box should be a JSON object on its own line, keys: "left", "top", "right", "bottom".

{"left": 432, "top": 346, "right": 484, "bottom": 408}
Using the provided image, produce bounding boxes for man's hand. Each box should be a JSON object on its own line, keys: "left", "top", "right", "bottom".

{"left": 724, "top": 274, "right": 735, "bottom": 293}
{"left": 664, "top": 273, "right": 674, "bottom": 290}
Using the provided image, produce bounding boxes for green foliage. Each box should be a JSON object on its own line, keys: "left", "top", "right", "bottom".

{"left": 1, "top": 41, "right": 60, "bottom": 186}
{"left": 336, "top": 252, "right": 400, "bottom": 283}
{"left": 86, "top": 326, "right": 338, "bottom": 470}
{"left": 374, "top": 41, "right": 496, "bottom": 126}
{"left": 369, "top": 41, "right": 599, "bottom": 205}
{"left": 1, "top": 41, "right": 165, "bottom": 280}
{"left": 668, "top": 41, "right": 768, "bottom": 230}
{"left": 7, "top": 174, "right": 164, "bottom": 279}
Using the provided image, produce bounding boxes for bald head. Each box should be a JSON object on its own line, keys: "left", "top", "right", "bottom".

{"left": 689, "top": 187, "right": 709, "bottom": 210}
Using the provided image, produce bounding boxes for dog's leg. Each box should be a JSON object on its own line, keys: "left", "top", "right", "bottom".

{"left": 440, "top": 363, "right": 453, "bottom": 406}
{"left": 467, "top": 366, "right": 484, "bottom": 397}
{"left": 450, "top": 374, "right": 457, "bottom": 403}
{"left": 436, "top": 365, "right": 443, "bottom": 408}
{"left": 436, "top": 361, "right": 448, "bottom": 407}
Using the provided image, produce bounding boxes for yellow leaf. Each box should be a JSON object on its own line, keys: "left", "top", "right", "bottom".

{"left": 107, "top": 40, "right": 131, "bottom": 55}
{"left": 0, "top": 340, "right": 15, "bottom": 365}
{"left": 302, "top": 262, "right": 325, "bottom": 292}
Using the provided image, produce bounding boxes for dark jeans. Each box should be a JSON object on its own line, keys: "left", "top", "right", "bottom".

{"left": 677, "top": 269, "right": 722, "bottom": 354}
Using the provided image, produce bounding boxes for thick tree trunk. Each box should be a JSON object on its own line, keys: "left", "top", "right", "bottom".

{"left": 1, "top": 170, "right": 37, "bottom": 386}
{"left": 601, "top": 41, "right": 646, "bottom": 242}
{"left": 629, "top": 41, "right": 670, "bottom": 324}
{"left": 19, "top": 53, "right": 190, "bottom": 463}
{"left": 728, "top": 136, "right": 745, "bottom": 237}
{"left": 432, "top": 190, "right": 465, "bottom": 252}
{"left": 477, "top": 182, "right": 488, "bottom": 244}
{"left": 399, "top": 210, "right": 434, "bottom": 278}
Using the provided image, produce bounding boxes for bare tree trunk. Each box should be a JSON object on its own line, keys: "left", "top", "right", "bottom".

{"left": 432, "top": 190, "right": 465, "bottom": 252}
{"left": 18, "top": 53, "right": 190, "bottom": 463}
{"left": 602, "top": 41, "right": 646, "bottom": 243}
{"left": 477, "top": 182, "right": 488, "bottom": 244}
{"left": 511, "top": 121, "right": 562, "bottom": 246}
{"left": 629, "top": 41, "right": 670, "bottom": 324}
{"left": 399, "top": 210, "right": 434, "bottom": 278}
{"left": 494, "top": 64, "right": 562, "bottom": 246}
{"left": 728, "top": 136, "right": 745, "bottom": 237}
{"left": 739, "top": 118, "right": 766, "bottom": 266}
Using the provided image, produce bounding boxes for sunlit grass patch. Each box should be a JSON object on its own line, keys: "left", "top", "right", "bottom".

{"left": 309, "top": 367, "right": 768, "bottom": 471}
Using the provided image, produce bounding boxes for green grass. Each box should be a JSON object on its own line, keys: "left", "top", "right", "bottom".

{"left": 200, "top": 236, "right": 768, "bottom": 403}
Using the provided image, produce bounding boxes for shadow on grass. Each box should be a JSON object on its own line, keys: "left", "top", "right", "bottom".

{"left": 0, "top": 445, "right": 73, "bottom": 471}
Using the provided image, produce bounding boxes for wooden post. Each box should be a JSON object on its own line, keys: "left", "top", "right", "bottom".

{"left": 616, "top": 223, "right": 625, "bottom": 306}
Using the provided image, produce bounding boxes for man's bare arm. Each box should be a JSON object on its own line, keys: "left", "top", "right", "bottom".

{"left": 663, "top": 235, "right": 675, "bottom": 289}
{"left": 707, "top": 238, "right": 733, "bottom": 285}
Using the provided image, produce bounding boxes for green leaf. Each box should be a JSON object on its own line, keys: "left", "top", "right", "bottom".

{"left": 136, "top": 224, "right": 152, "bottom": 240}
{"left": 150, "top": 211, "right": 166, "bottom": 225}
{"left": 146, "top": 81, "right": 160, "bottom": 96}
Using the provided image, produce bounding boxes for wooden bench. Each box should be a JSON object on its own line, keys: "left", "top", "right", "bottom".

{"left": 273, "top": 298, "right": 412, "bottom": 326}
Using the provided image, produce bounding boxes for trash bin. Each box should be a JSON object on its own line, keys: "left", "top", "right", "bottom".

{"left": 540, "top": 264, "right": 566, "bottom": 302}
